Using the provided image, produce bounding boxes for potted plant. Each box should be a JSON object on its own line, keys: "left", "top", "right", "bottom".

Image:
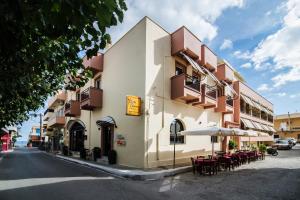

{"left": 80, "top": 148, "right": 87, "bottom": 160}
{"left": 108, "top": 149, "right": 117, "bottom": 164}
{"left": 228, "top": 140, "right": 237, "bottom": 151}
{"left": 93, "top": 147, "right": 101, "bottom": 161}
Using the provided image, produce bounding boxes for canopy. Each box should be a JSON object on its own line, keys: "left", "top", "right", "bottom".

{"left": 96, "top": 116, "right": 117, "bottom": 128}
{"left": 240, "top": 118, "right": 256, "bottom": 129}
{"left": 181, "top": 52, "right": 206, "bottom": 75}
{"left": 180, "top": 126, "right": 235, "bottom": 136}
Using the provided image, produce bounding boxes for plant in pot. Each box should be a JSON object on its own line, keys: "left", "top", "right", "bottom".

{"left": 93, "top": 147, "right": 101, "bottom": 161}
{"left": 108, "top": 149, "right": 117, "bottom": 164}
{"left": 228, "top": 140, "right": 237, "bottom": 151}
{"left": 80, "top": 148, "right": 87, "bottom": 160}
{"left": 62, "top": 145, "right": 69, "bottom": 156}
{"left": 259, "top": 144, "right": 267, "bottom": 159}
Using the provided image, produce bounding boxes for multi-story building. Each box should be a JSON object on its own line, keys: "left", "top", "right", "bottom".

{"left": 274, "top": 112, "right": 300, "bottom": 142}
{"left": 45, "top": 17, "right": 275, "bottom": 168}
{"left": 43, "top": 91, "right": 66, "bottom": 151}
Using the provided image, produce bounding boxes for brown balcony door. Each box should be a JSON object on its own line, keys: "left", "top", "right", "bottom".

{"left": 101, "top": 125, "right": 114, "bottom": 156}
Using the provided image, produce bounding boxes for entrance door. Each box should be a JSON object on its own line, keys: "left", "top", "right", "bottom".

{"left": 69, "top": 122, "right": 85, "bottom": 151}
{"left": 101, "top": 125, "right": 113, "bottom": 156}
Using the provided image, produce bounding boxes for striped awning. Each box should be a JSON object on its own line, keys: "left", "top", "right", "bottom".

{"left": 240, "top": 94, "right": 255, "bottom": 107}
{"left": 240, "top": 118, "right": 255, "bottom": 129}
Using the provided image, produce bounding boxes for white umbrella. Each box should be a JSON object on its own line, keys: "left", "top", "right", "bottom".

{"left": 180, "top": 126, "right": 235, "bottom": 136}
{"left": 180, "top": 126, "right": 235, "bottom": 156}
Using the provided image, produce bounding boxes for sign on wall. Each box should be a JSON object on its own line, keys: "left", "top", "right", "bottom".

{"left": 126, "top": 95, "right": 142, "bottom": 116}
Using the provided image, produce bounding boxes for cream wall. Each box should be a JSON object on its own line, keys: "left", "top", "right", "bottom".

{"left": 65, "top": 18, "right": 147, "bottom": 168}
{"left": 144, "top": 18, "right": 222, "bottom": 168}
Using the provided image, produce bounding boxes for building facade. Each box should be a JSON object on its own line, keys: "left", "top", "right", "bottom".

{"left": 45, "top": 17, "right": 275, "bottom": 168}
{"left": 274, "top": 112, "right": 300, "bottom": 142}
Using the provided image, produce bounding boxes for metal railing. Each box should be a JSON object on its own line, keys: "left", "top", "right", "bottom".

{"left": 81, "top": 88, "right": 90, "bottom": 102}
{"left": 226, "top": 97, "right": 233, "bottom": 107}
{"left": 185, "top": 74, "right": 201, "bottom": 92}
{"left": 205, "top": 84, "right": 217, "bottom": 99}
{"left": 64, "top": 102, "right": 71, "bottom": 111}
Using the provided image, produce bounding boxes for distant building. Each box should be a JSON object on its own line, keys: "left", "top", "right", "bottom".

{"left": 28, "top": 125, "right": 44, "bottom": 147}
{"left": 274, "top": 112, "right": 300, "bottom": 142}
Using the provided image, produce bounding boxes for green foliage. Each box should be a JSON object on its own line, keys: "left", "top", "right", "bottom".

{"left": 259, "top": 144, "right": 267, "bottom": 153}
{"left": 228, "top": 140, "right": 237, "bottom": 150}
{"left": 0, "top": 0, "right": 127, "bottom": 127}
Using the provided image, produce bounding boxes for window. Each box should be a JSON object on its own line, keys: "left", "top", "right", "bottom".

{"left": 175, "top": 62, "right": 186, "bottom": 76}
{"left": 170, "top": 119, "right": 185, "bottom": 144}
{"left": 298, "top": 134, "right": 300, "bottom": 139}
{"left": 274, "top": 134, "right": 279, "bottom": 139}
{"left": 95, "top": 76, "right": 101, "bottom": 89}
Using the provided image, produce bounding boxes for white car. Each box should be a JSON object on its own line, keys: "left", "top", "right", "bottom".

{"left": 286, "top": 138, "right": 297, "bottom": 146}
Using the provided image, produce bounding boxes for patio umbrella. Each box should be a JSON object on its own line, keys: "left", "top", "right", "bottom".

{"left": 180, "top": 126, "right": 236, "bottom": 156}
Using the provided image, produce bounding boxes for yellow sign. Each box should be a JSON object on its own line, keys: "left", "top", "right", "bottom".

{"left": 126, "top": 95, "right": 141, "bottom": 116}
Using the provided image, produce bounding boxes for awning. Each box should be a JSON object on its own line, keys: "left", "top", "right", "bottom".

{"left": 268, "top": 126, "right": 276, "bottom": 132}
{"left": 252, "top": 100, "right": 262, "bottom": 110}
{"left": 240, "top": 118, "right": 255, "bottom": 129}
{"left": 260, "top": 124, "right": 271, "bottom": 132}
{"left": 96, "top": 116, "right": 117, "bottom": 128}
{"left": 181, "top": 52, "right": 206, "bottom": 75}
{"left": 240, "top": 94, "right": 255, "bottom": 107}
{"left": 253, "top": 121, "right": 264, "bottom": 131}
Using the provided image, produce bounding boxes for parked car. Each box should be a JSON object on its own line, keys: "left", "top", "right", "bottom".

{"left": 272, "top": 140, "right": 292, "bottom": 150}
{"left": 286, "top": 138, "right": 297, "bottom": 146}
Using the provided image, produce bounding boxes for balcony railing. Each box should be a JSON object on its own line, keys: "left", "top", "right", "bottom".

{"left": 171, "top": 73, "right": 201, "bottom": 104}
{"left": 82, "top": 53, "right": 104, "bottom": 76}
{"left": 171, "top": 27, "right": 202, "bottom": 60}
{"left": 48, "top": 91, "right": 67, "bottom": 109}
{"left": 226, "top": 98, "right": 233, "bottom": 107}
{"left": 200, "top": 45, "right": 217, "bottom": 71}
{"left": 64, "top": 100, "right": 81, "bottom": 117}
{"left": 80, "top": 87, "right": 103, "bottom": 110}
{"left": 205, "top": 85, "right": 217, "bottom": 100}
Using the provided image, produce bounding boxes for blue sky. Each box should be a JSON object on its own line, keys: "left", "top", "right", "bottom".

{"left": 19, "top": 0, "right": 300, "bottom": 140}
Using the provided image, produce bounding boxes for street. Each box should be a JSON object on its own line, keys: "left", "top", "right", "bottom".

{"left": 1, "top": 147, "right": 300, "bottom": 200}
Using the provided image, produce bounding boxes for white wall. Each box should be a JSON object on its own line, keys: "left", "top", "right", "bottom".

{"left": 144, "top": 18, "right": 222, "bottom": 168}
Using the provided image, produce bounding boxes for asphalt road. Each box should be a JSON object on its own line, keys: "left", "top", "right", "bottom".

{"left": 1, "top": 147, "right": 300, "bottom": 200}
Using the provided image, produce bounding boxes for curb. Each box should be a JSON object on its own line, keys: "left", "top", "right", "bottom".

{"left": 55, "top": 154, "right": 192, "bottom": 181}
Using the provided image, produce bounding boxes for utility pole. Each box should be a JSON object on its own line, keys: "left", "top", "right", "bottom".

{"left": 288, "top": 112, "right": 291, "bottom": 132}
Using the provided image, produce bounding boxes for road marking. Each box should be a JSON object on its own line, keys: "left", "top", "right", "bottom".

{"left": 0, "top": 176, "right": 115, "bottom": 191}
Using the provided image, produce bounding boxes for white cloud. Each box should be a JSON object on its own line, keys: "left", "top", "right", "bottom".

{"left": 276, "top": 92, "right": 287, "bottom": 97}
{"left": 240, "top": 62, "right": 251, "bottom": 68}
{"left": 108, "top": 0, "right": 244, "bottom": 43}
{"left": 220, "top": 39, "right": 233, "bottom": 50}
{"left": 257, "top": 83, "right": 272, "bottom": 92}
{"left": 233, "top": 50, "right": 251, "bottom": 59}
{"left": 235, "top": 0, "right": 300, "bottom": 87}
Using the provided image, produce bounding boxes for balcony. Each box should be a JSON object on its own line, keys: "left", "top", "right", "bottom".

{"left": 171, "top": 73, "right": 201, "bottom": 104}
{"left": 80, "top": 87, "right": 103, "bottom": 110}
{"left": 48, "top": 91, "right": 67, "bottom": 109}
{"left": 171, "top": 27, "right": 202, "bottom": 60}
{"left": 215, "top": 63, "right": 234, "bottom": 83}
{"left": 48, "top": 116, "right": 65, "bottom": 127}
{"left": 200, "top": 45, "right": 217, "bottom": 71}
{"left": 83, "top": 53, "right": 104, "bottom": 76}
{"left": 214, "top": 96, "right": 233, "bottom": 114}
{"left": 43, "top": 109, "right": 54, "bottom": 121}
{"left": 192, "top": 84, "right": 217, "bottom": 109}
{"left": 64, "top": 100, "right": 81, "bottom": 117}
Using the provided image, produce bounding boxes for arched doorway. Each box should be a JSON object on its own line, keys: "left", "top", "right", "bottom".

{"left": 69, "top": 122, "right": 85, "bottom": 151}
{"left": 96, "top": 116, "right": 117, "bottom": 157}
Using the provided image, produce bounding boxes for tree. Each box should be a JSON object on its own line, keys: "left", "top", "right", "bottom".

{"left": 0, "top": 0, "right": 127, "bottom": 127}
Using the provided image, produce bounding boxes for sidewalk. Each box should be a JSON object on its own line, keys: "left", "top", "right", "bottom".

{"left": 50, "top": 153, "right": 191, "bottom": 180}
